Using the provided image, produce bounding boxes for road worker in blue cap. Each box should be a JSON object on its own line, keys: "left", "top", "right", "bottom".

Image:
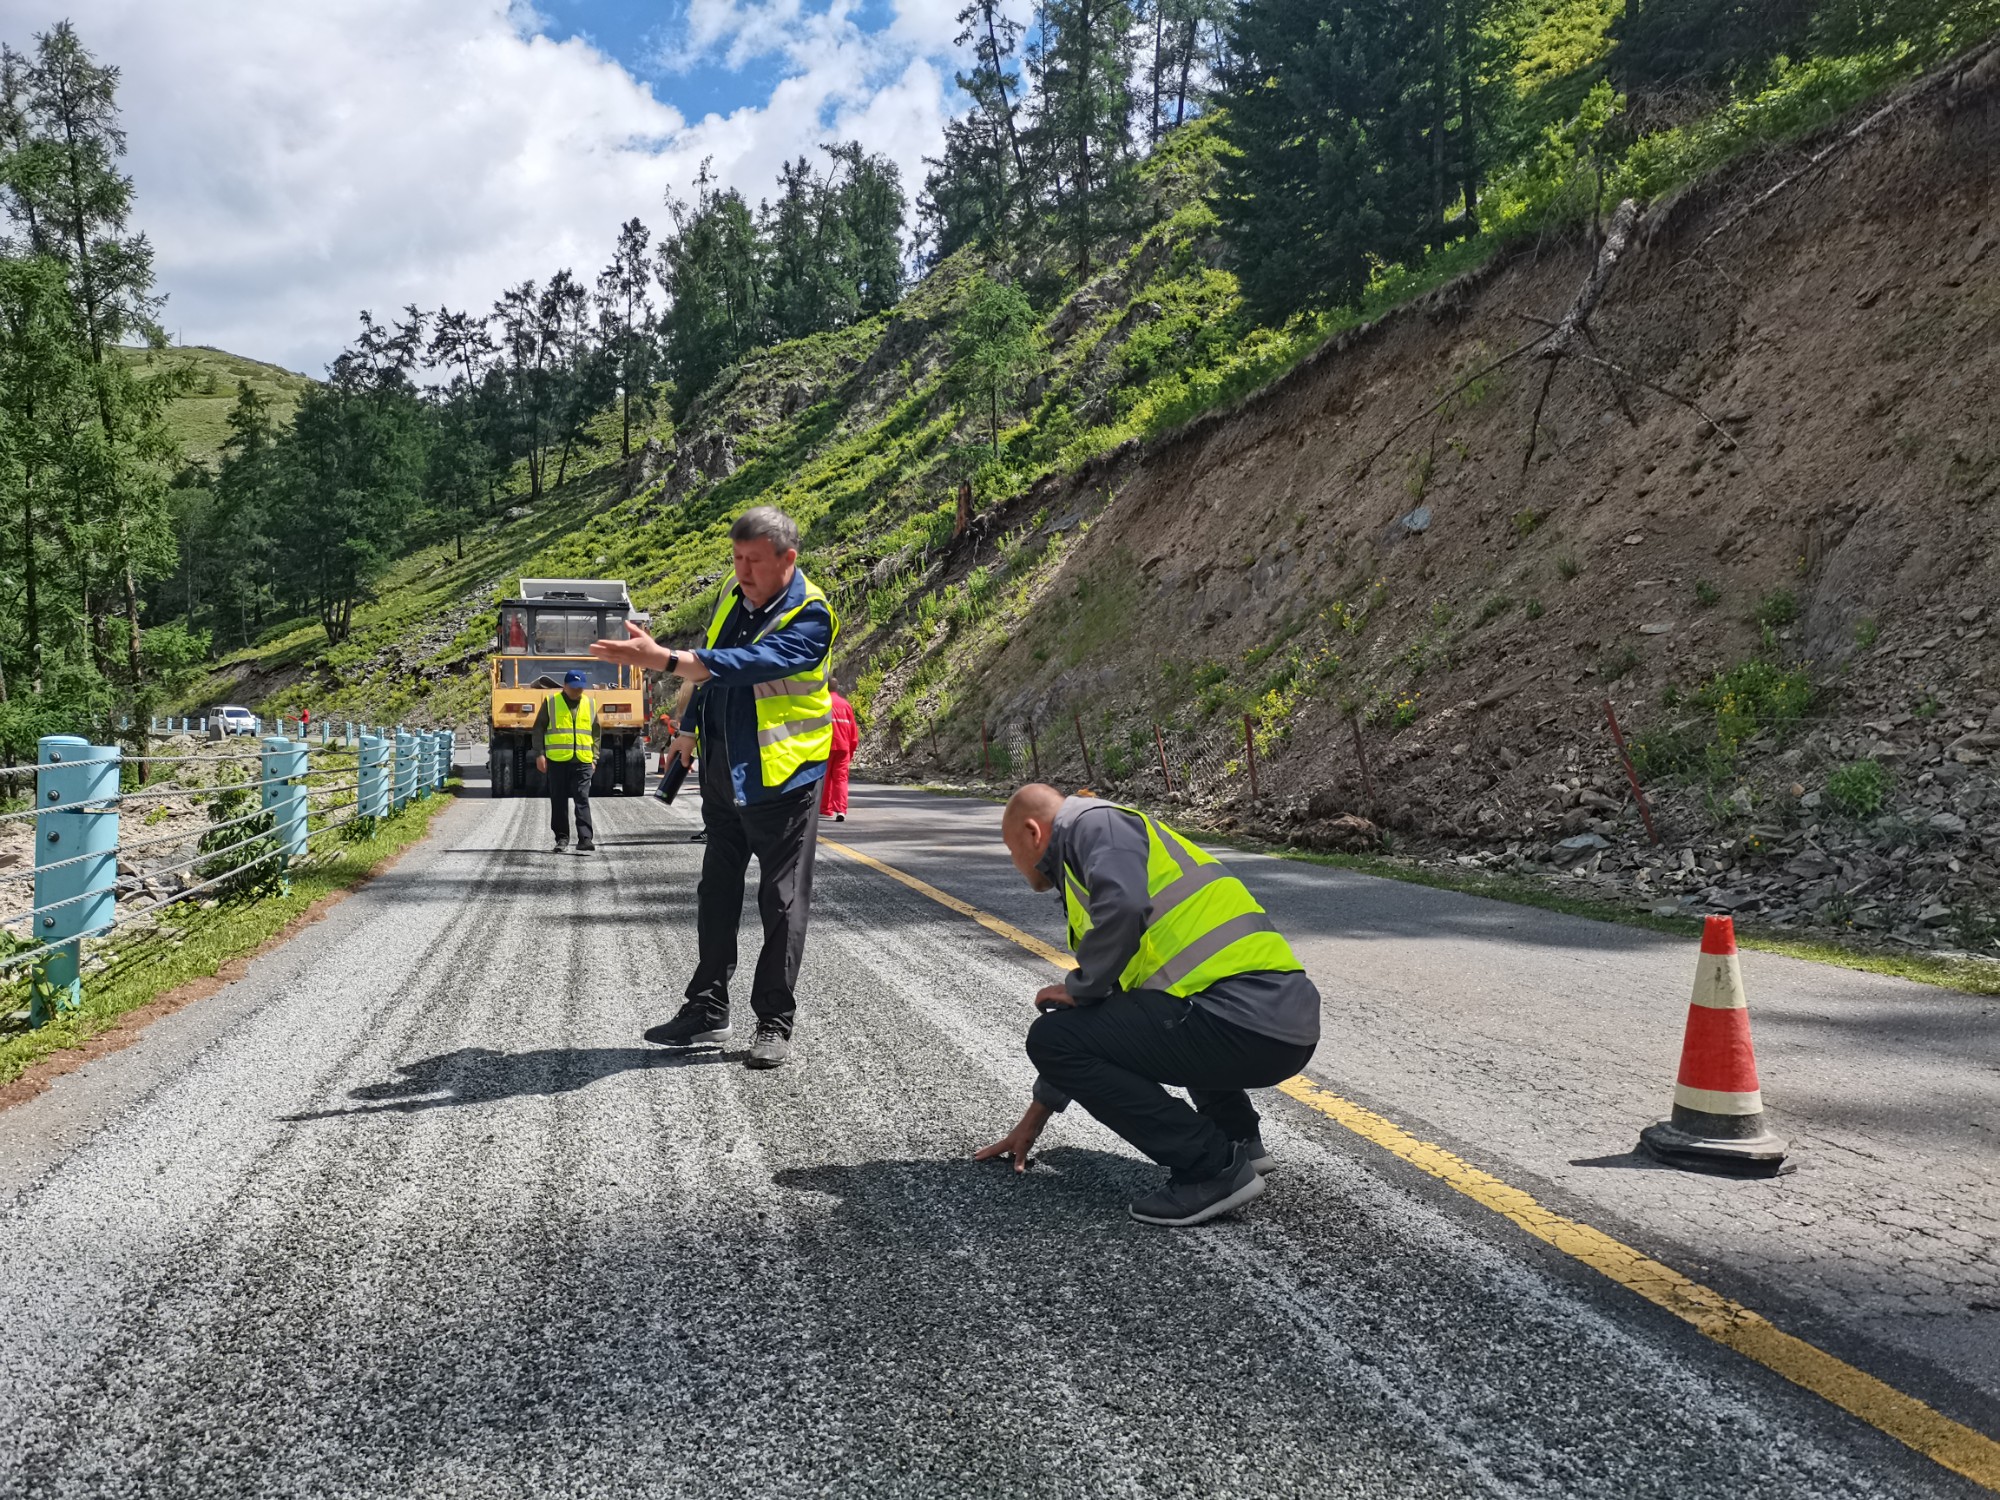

{"left": 534, "top": 668, "right": 597, "bottom": 854}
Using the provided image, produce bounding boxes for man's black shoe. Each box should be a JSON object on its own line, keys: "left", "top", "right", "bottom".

{"left": 1241, "top": 1132, "right": 1275, "bottom": 1175}
{"left": 576, "top": 840, "right": 596, "bottom": 854}
{"left": 553, "top": 839, "right": 568, "bottom": 854}
{"left": 1128, "top": 1143, "right": 1265, "bottom": 1228}
{"left": 643, "top": 1007, "right": 731, "bottom": 1047}
{"left": 745, "top": 1021, "right": 792, "bottom": 1069}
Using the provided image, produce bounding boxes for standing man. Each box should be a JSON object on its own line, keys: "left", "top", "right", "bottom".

{"left": 592, "top": 506, "right": 837, "bottom": 1069}
{"left": 820, "top": 684, "right": 858, "bottom": 822}
{"left": 534, "top": 668, "right": 597, "bottom": 855}
{"left": 975, "top": 784, "right": 1321, "bottom": 1227}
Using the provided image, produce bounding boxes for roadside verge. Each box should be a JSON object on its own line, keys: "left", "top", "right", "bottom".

{"left": 0, "top": 787, "right": 464, "bottom": 1105}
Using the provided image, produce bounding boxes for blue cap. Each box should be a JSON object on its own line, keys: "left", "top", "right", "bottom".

{"left": 563, "top": 669, "right": 587, "bottom": 687}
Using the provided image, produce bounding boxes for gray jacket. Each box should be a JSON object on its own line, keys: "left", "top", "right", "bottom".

{"left": 1031, "top": 797, "right": 1320, "bottom": 1109}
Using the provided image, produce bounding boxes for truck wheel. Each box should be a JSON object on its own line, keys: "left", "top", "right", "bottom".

{"left": 623, "top": 741, "right": 648, "bottom": 796}
{"left": 592, "top": 752, "right": 616, "bottom": 798}
{"left": 492, "top": 745, "right": 517, "bottom": 798}
{"left": 524, "top": 753, "right": 547, "bottom": 797}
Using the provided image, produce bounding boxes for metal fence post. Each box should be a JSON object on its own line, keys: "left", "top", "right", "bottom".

{"left": 261, "top": 736, "right": 309, "bottom": 883}
{"left": 358, "top": 733, "right": 387, "bottom": 817}
{"left": 1074, "top": 714, "right": 1096, "bottom": 786}
{"left": 1027, "top": 722, "right": 1041, "bottom": 779}
{"left": 32, "top": 735, "right": 120, "bottom": 1026}
{"left": 1154, "top": 724, "right": 1173, "bottom": 793}
{"left": 1243, "top": 714, "right": 1260, "bottom": 800}
{"left": 393, "top": 727, "right": 415, "bottom": 810}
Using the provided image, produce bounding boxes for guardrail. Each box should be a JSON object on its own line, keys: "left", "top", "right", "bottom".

{"left": 2, "top": 726, "right": 456, "bottom": 1029}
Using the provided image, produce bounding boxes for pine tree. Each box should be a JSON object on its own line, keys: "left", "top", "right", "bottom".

{"left": 1024, "top": 0, "right": 1139, "bottom": 277}
{"left": 656, "top": 162, "right": 765, "bottom": 415}
{"left": 919, "top": 2, "right": 1030, "bottom": 261}
{"left": 762, "top": 155, "right": 857, "bottom": 343}
{"left": 594, "top": 219, "right": 660, "bottom": 462}
{"left": 2, "top": 23, "right": 171, "bottom": 689}
{"left": 949, "top": 273, "right": 1042, "bottom": 457}
{"left": 827, "top": 143, "right": 906, "bottom": 317}
{"left": 1216, "top": 0, "right": 1437, "bottom": 319}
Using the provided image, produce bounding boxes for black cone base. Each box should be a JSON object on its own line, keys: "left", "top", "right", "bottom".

{"left": 1640, "top": 1116, "right": 1788, "bottom": 1177}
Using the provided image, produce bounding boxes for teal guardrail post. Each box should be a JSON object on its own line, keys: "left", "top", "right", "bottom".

{"left": 261, "top": 736, "right": 308, "bottom": 887}
{"left": 393, "top": 727, "right": 415, "bottom": 810}
{"left": 415, "top": 733, "right": 433, "bottom": 801}
{"left": 32, "top": 736, "right": 120, "bottom": 1027}
{"left": 358, "top": 733, "right": 388, "bottom": 818}
{"left": 436, "top": 730, "right": 453, "bottom": 790}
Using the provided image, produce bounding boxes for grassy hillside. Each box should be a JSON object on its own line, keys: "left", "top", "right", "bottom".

{"left": 118, "top": 344, "right": 314, "bottom": 470}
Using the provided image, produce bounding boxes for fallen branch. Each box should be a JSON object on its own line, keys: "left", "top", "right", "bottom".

{"left": 1521, "top": 198, "right": 1640, "bottom": 471}
{"left": 1566, "top": 351, "right": 1740, "bottom": 449}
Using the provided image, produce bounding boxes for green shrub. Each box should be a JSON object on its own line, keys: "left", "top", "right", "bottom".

{"left": 1557, "top": 554, "right": 1581, "bottom": 581}
{"left": 1525, "top": 598, "right": 1545, "bottom": 620}
{"left": 1694, "top": 580, "right": 1720, "bottom": 607}
{"left": 1855, "top": 617, "right": 1879, "bottom": 648}
{"left": 1825, "top": 759, "right": 1889, "bottom": 818}
{"left": 1754, "top": 590, "right": 1799, "bottom": 628}
{"left": 1630, "top": 659, "right": 1814, "bottom": 782}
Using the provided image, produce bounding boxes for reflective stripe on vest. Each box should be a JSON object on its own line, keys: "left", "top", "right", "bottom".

{"left": 702, "top": 571, "right": 841, "bottom": 787}
{"left": 545, "top": 693, "right": 596, "bottom": 763}
{"left": 1061, "top": 803, "right": 1303, "bottom": 997}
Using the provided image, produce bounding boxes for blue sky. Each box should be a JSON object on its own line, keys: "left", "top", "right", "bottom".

{"left": 28, "top": 0, "right": 1011, "bottom": 373}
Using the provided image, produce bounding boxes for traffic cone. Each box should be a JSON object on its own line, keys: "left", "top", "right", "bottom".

{"left": 1639, "top": 915, "right": 1788, "bottom": 1174}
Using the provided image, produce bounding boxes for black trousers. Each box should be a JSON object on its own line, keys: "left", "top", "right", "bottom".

{"left": 547, "top": 758, "right": 594, "bottom": 844}
{"left": 1027, "top": 993, "right": 1315, "bottom": 1182}
{"left": 686, "top": 782, "right": 819, "bottom": 1034}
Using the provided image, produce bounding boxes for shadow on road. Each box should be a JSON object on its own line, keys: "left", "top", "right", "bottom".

{"left": 282, "top": 1044, "right": 737, "bottom": 1120}
{"left": 772, "top": 1145, "right": 1166, "bottom": 1225}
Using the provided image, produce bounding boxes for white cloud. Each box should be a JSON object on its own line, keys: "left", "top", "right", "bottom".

{"left": 21, "top": 0, "right": 964, "bottom": 375}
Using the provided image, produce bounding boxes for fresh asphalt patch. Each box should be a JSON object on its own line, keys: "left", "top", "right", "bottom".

{"left": 0, "top": 780, "right": 1985, "bottom": 1498}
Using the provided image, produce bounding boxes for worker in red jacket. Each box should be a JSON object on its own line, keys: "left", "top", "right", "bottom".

{"left": 820, "top": 687, "right": 859, "bottom": 821}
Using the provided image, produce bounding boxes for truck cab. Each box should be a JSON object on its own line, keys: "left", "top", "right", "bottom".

{"left": 488, "top": 578, "right": 652, "bottom": 798}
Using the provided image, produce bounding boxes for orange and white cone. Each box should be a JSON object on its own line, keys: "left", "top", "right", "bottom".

{"left": 1639, "top": 915, "right": 1788, "bottom": 1173}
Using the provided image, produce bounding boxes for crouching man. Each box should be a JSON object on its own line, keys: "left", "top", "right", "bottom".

{"left": 975, "top": 784, "right": 1321, "bottom": 1227}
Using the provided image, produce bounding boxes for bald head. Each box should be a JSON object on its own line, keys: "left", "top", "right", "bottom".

{"left": 1002, "top": 782, "right": 1065, "bottom": 892}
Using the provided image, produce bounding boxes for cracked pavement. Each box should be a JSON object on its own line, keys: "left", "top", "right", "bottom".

{"left": 0, "top": 773, "right": 1991, "bottom": 1498}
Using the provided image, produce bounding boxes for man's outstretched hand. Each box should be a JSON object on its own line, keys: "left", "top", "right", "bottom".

{"left": 974, "top": 1102, "right": 1053, "bottom": 1174}
{"left": 590, "top": 619, "right": 709, "bottom": 677}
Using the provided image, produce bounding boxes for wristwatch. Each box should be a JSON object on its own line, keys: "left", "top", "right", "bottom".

{"left": 665, "top": 649, "right": 681, "bottom": 675}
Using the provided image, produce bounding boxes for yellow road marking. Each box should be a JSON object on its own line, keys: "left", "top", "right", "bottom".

{"left": 826, "top": 837, "right": 2000, "bottom": 1493}
{"left": 1278, "top": 1076, "right": 2000, "bottom": 1492}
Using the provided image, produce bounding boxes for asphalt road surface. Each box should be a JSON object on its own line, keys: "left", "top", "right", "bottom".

{"left": 0, "top": 769, "right": 1992, "bottom": 1499}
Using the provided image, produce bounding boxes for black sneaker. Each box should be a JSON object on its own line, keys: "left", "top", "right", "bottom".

{"left": 553, "top": 839, "right": 568, "bottom": 854}
{"left": 1128, "top": 1143, "right": 1265, "bottom": 1228}
{"left": 576, "top": 840, "right": 596, "bottom": 854}
{"left": 1241, "top": 1133, "right": 1275, "bottom": 1175}
{"left": 644, "top": 1006, "right": 731, "bottom": 1047}
{"left": 745, "top": 1021, "right": 793, "bottom": 1069}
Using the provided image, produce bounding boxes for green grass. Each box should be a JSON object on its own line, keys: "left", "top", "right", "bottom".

{"left": 0, "top": 789, "right": 457, "bottom": 1089}
{"left": 118, "top": 345, "right": 315, "bottom": 470}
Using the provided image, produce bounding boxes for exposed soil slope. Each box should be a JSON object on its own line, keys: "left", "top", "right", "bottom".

{"left": 867, "top": 54, "right": 2000, "bottom": 954}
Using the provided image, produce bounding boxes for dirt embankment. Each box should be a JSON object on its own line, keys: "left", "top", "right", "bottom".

{"left": 881, "top": 54, "right": 2000, "bottom": 955}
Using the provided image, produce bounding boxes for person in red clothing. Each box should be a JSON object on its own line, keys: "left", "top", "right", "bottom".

{"left": 820, "top": 687, "right": 859, "bottom": 821}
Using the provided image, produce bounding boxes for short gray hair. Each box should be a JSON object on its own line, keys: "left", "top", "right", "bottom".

{"left": 731, "top": 506, "right": 799, "bottom": 557}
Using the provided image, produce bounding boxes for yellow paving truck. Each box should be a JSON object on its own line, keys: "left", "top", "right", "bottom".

{"left": 488, "top": 578, "right": 651, "bottom": 798}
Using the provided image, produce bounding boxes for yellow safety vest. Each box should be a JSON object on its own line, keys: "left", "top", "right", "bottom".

{"left": 1061, "top": 803, "right": 1304, "bottom": 996}
{"left": 545, "top": 693, "right": 596, "bottom": 764}
{"left": 702, "top": 572, "right": 841, "bottom": 788}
